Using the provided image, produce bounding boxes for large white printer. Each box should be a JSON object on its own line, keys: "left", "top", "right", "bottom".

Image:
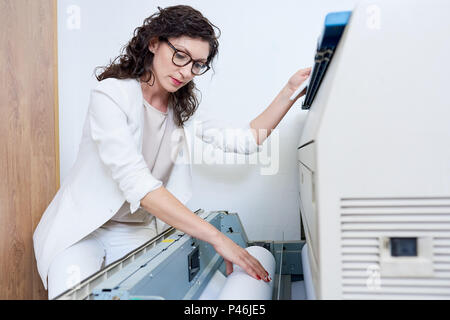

{"left": 53, "top": 0, "right": 450, "bottom": 300}
{"left": 298, "top": 0, "right": 450, "bottom": 299}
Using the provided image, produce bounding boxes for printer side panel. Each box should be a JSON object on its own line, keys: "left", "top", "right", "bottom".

{"left": 300, "top": 0, "right": 450, "bottom": 299}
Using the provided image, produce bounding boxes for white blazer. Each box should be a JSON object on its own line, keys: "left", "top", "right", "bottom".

{"left": 33, "top": 77, "right": 261, "bottom": 290}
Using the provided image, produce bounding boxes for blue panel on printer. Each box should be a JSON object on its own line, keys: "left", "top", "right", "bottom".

{"left": 319, "top": 11, "right": 352, "bottom": 50}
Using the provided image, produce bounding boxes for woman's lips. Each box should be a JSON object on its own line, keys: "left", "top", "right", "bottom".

{"left": 170, "top": 77, "right": 183, "bottom": 86}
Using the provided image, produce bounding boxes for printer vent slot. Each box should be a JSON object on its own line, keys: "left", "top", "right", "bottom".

{"left": 340, "top": 197, "right": 450, "bottom": 299}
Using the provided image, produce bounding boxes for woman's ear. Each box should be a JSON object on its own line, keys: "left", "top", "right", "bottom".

{"left": 148, "top": 37, "right": 159, "bottom": 54}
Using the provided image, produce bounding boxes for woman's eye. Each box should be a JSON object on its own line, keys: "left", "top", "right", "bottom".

{"left": 175, "top": 52, "right": 188, "bottom": 60}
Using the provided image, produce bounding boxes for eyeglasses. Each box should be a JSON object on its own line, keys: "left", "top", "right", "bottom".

{"left": 161, "top": 38, "right": 210, "bottom": 76}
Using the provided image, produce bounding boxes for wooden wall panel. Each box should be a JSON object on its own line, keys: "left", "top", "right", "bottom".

{"left": 0, "top": 0, "right": 58, "bottom": 300}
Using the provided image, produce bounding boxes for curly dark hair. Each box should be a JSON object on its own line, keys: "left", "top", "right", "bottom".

{"left": 94, "top": 5, "right": 221, "bottom": 127}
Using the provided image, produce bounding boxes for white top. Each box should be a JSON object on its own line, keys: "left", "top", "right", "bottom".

{"left": 110, "top": 98, "right": 179, "bottom": 226}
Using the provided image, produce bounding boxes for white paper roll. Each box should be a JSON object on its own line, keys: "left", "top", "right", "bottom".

{"left": 198, "top": 270, "right": 227, "bottom": 300}
{"left": 301, "top": 244, "right": 316, "bottom": 300}
{"left": 217, "top": 246, "right": 276, "bottom": 300}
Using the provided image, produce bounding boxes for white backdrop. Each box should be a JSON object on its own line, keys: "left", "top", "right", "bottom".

{"left": 58, "top": 0, "right": 359, "bottom": 241}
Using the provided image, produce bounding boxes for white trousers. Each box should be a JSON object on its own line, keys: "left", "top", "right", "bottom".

{"left": 47, "top": 219, "right": 158, "bottom": 300}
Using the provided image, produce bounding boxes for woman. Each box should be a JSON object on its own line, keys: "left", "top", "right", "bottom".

{"left": 33, "top": 5, "right": 311, "bottom": 299}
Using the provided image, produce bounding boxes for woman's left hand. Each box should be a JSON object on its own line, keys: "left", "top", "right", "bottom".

{"left": 287, "top": 67, "right": 312, "bottom": 99}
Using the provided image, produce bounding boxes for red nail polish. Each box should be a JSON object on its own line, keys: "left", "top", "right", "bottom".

{"left": 257, "top": 275, "right": 261, "bottom": 280}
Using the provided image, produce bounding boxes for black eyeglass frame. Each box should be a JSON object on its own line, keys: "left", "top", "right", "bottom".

{"left": 160, "top": 37, "right": 211, "bottom": 76}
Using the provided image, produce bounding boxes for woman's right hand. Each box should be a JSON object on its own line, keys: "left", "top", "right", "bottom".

{"left": 212, "top": 234, "right": 271, "bottom": 282}
{"left": 140, "top": 187, "right": 270, "bottom": 281}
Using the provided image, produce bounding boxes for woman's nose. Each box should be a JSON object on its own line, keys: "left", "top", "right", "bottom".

{"left": 179, "top": 62, "right": 194, "bottom": 79}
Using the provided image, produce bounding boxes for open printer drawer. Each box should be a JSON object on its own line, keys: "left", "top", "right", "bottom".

{"left": 52, "top": 210, "right": 308, "bottom": 300}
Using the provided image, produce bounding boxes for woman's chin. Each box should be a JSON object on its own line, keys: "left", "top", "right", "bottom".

{"left": 167, "top": 84, "right": 183, "bottom": 93}
{"left": 167, "top": 88, "right": 179, "bottom": 93}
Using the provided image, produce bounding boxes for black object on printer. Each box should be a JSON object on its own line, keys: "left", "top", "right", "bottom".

{"left": 302, "top": 11, "right": 352, "bottom": 109}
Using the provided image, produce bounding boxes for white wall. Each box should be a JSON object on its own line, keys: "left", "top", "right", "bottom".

{"left": 58, "top": 0, "right": 359, "bottom": 241}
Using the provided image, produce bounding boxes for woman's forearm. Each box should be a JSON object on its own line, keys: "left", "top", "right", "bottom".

{"left": 140, "top": 186, "right": 223, "bottom": 245}
{"left": 249, "top": 83, "right": 296, "bottom": 145}
{"left": 140, "top": 186, "right": 270, "bottom": 281}
{"left": 249, "top": 68, "right": 311, "bottom": 145}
